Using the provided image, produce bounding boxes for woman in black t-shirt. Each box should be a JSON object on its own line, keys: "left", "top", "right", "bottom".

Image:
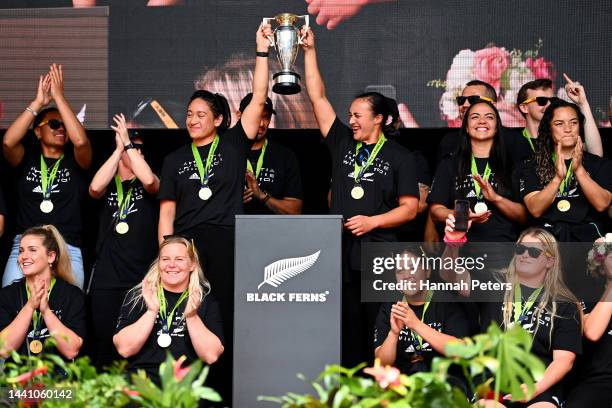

{"left": 429, "top": 100, "right": 527, "bottom": 243}
{"left": 301, "top": 27, "right": 420, "bottom": 368}
{"left": 521, "top": 100, "right": 611, "bottom": 242}
{"left": 2, "top": 64, "right": 92, "bottom": 289}
{"left": 113, "top": 236, "right": 224, "bottom": 381}
{"left": 565, "top": 236, "right": 612, "bottom": 407}
{"left": 0, "top": 225, "right": 85, "bottom": 359}
{"left": 374, "top": 246, "right": 469, "bottom": 395}
{"left": 88, "top": 114, "right": 160, "bottom": 367}
{"left": 443, "top": 220, "right": 582, "bottom": 407}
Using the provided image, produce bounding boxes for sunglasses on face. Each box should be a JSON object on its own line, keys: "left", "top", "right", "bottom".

{"left": 514, "top": 243, "right": 547, "bottom": 259}
{"left": 456, "top": 95, "right": 494, "bottom": 106}
{"left": 37, "top": 119, "right": 65, "bottom": 130}
{"left": 521, "top": 96, "right": 558, "bottom": 106}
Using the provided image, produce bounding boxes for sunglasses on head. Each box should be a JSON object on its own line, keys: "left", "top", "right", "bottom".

{"left": 514, "top": 243, "right": 547, "bottom": 258}
{"left": 456, "top": 95, "right": 494, "bottom": 106}
{"left": 521, "top": 96, "right": 558, "bottom": 106}
{"left": 37, "top": 119, "right": 65, "bottom": 130}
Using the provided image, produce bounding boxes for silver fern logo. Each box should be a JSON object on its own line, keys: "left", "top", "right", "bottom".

{"left": 258, "top": 251, "right": 321, "bottom": 290}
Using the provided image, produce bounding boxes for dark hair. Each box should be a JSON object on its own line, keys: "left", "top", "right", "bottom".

{"left": 516, "top": 78, "right": 553, "bottom": 117}
{"left": 188, "top": 90, "right": 231, "bottom": 134}
{"left": 534, "top": 99, "right": 585, "bottom": 185}
{"left": 353, "top": 92, "right": 398, "bottom": 138}
{"left": 32, "top": 107, "right": 59, "bottom": 129}
{"left": 456, "top": 100, "right": 512, "bottom": 196}
{"left": 464, "top": 80, "right": 498, "bottom": 102}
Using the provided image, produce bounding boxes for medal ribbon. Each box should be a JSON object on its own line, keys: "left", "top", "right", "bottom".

{"left": 353, "top": 134, "right": 386, "bottom": 184}
{"left": 513, "top": 284, "right": 542, "bottom": 324}
{"left": 114, "top": 176, "right": 135, "bottom": 221}
{"left": 551, "top": 153, "right": 573, "bottom": 195}
{"left": 246, "top": 139, "right": 268, "bottom": 179}
{"left": 470, "top": 156, "right": 492, "bottom": 199}
{"left": 402, "top": 290, "right": 433, "bottom": 349}
{"left": 157, "top": 286, "right": 189, "bottom": 333}
{"left": 191, "top": 135, "right": 220, "bottom": 186}
{"left": 40, "top": 155, "right": 64, "bottom": 199}
{"left": 521, "top": 128, "right": 535, "bottom": 152}
{"left": 25, "top": 278, "right": 57, "bottom": 338}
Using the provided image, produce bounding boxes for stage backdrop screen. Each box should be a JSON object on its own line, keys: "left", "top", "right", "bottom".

{"left": 0, "top": 1, "right": 610, "bottom": 130}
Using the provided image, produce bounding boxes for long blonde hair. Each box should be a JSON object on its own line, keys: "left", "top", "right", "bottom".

{"left": 502, "top": 228, "right": 582, "bottom": 342}
{"left": 21, "top": 225, "right": 75, "bottom": 285}
{"left": 127, "top": 236, "right": 210, "bottom": 311}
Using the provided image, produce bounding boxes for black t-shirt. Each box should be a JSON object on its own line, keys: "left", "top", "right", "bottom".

{"left": 325, "top": 117, "right": 419, "bottom": 241}
{"left": 0, "top": 187, "right": 6, "bottom": 216}
{"left": 158, "top": 123, "right": 252, "bottom": 230}
{"left": 92, "top": 179, "right": 159, "bottom": 291}
{"left": 479, "top": 286, "right": 582, "bottom": 366}
{"left": 373, "top": 298, "right": 469, "bottom": 374}
{"left": 428, "top": 156, "right": 522, "bottom": 242}
{"left": 15, "top": 146, "right": 86, "bottom": 246}
{"left": 0, "top": 278, "right": 86, "bottom": 356}
{"left": 520, "top": 153, "right": 612, "bottom": 230}
{"left": 575, "top": 302, "right": 612, "bottom": 383}
{"left": 115, "top": 289, "right": 224, "bottom": 378}
{"left": 437, "top": 128, "right": 531, "bottom": 166}
{"left": 244, "top": 139, "right": 303, "bottom": 215}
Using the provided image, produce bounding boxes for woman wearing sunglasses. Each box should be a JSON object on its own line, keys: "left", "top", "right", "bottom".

{"left": 565, "top": 236, "right": 612, "bottom": 407}
{"left": 87, "top": 113, "right": 160, "bottom": 368}
{"left": 2, "top": 64, "right": 92, "bottom": 289}
{"left": 301, "top": 27, "right": 419, "bottom": 367}
{"left": 429, "top": 100, "right": 528, "bottom": 243}
{"left": 113, "top": 236, "right": 223, "bottom": 382}
{"left": 521, "top": 99, "right": 611, "bottom": 242}
{"left": 443, "top": 218, "right": 582, "bottom": 408}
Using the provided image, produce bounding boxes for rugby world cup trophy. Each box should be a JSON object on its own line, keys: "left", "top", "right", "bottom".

{"left": 263, "top": 13, "right": 309, "bottom": 95}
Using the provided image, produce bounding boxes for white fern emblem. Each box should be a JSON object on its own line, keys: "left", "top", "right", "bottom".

{"left": 257, "top": 251, "right": 321, "bottom": 290}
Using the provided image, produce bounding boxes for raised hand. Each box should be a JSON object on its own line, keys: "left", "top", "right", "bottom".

{"left": 444, "top": 213, "right": 472, "bottom": 241}
{"left": 183, "top": 292, "right": 201, "bottom": 318}
{"left": 391, "top": 302, "right": 419, "bottom": 330}
{"left": 563, "top": 73, "right": 587, "bottom": 107}
{"left": 256, "top": 22, "right": 273, "bottom": 52}
{"left": 306, "top": 0, "right": 366, "bottom": 30}
{"left": 299, "top": 25, "right": 315, "bottom": 51}
{"left": 48, "top": 63, "right": 65, "bottom": 100}
{"left": 110, "top": 113, "right": 130, "bottom": 146}
{"left": 33, "top": 74, "right": 52, "bottom": 109}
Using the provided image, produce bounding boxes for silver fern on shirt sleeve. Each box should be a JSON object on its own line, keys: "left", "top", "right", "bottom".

{"left": 257, "top": 251, "right": 321, "bottom": 289}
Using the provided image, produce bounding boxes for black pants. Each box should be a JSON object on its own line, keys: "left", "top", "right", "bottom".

{"left": 188, "top": 223, "right": 235, "bottom": 406}
{"left": 89, "top": 288, "right": 128, "bottom": 369}
{"left": 342, "top": 277, "right": 380, "bottom": 369}
{"left": 565, "top": 379, "right": 612, "bottom": 407}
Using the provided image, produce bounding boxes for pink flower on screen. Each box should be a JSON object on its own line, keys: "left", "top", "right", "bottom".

{"left": 474, "top": 47, "right": 510, "bottom": 94}
{"left": 526, "top": 57, "right": 556, "bottom": 82}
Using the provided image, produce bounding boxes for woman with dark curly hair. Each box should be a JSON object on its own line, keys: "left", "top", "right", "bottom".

{"left": 521, "top": 100, "right": 611, "bottom": 242}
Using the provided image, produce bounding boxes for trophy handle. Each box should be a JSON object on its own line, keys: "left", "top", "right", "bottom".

{"left": 262, "top": 17, "right": 276, "bottom": 48}
{"left": 297, "top": 15, "right": 310, "bottom": 45}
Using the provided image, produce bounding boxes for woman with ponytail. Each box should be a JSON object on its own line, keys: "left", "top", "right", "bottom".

{"left": 113, "top": 236, "right": 223, "bottom": 381}
{"left": 0, "top": 225, "right": 85, "bottom": 359}
{"left": 301, "top": 26, "right": 419, "bottom": 367}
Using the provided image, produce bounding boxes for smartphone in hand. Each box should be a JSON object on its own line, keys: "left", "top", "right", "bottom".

{"left": 454, "top": 199, "right": 470, "bottom": 232}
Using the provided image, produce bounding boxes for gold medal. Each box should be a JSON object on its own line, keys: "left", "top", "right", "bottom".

{"left": 198, "top": 186, "right": 212, "bottom": 201}
{"left": 40, "top": 200, "right": 54, "bottom": 213}
{"left": 474, "top": 202, "right": 488, "bottom": 214}
{"left": 557, "top": 199, "right": 571, "bottom": 212}
{"left": 115, "top": 222, "right": 129, "bottom": 235}
{"left": 29, "top": 339, "right": 43, "bottom": 354}
{"left": 351, "top": 185, "right": 364, "bottom": 200}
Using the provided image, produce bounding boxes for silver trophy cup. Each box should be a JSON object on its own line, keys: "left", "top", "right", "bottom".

{"left": 263, "top": 13, "right": 309, "bottom": 95}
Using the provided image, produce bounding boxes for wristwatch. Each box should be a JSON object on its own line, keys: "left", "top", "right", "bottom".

{"left": 124, "top": 142, "right": 136, "bottom": 150}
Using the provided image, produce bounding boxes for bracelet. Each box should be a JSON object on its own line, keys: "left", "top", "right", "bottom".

{"left": 25, "top": 107, "right": 38, "bottom": 117}
{"left": 256, "top": 51, "right": 269, "bottom": 58}
{"left": 262, "top": 192, "right": 271, "bottom": 204}
{"left": 443, "top": 234, "right": 467, "bottom": 248}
